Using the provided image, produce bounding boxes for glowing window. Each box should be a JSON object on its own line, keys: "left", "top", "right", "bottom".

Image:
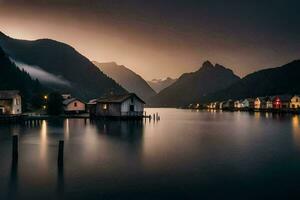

{"left": 103, "top": 104, "right": 108, "bottom": 110}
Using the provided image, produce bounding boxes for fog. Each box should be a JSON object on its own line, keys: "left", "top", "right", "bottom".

{"left": 10, "top": 58, "right": 71, "bottom": 86}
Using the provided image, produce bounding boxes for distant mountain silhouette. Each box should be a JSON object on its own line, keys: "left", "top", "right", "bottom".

{"left": 93, "top": 61, "right": 156, "bottom": 101}
{"left": 203, "top": 60, "right": 300, "bottom": 103}
{"left": 149, "top": 61, "right": 241, "bottom": 107}
{"left": 0, "top": 32, "right": 126, "bottom": 101}
{"left": 0, "top": 46, "right": 46, "bottom": 110}
{"left": 147, "top": 77, "right": 177, "bottom": 93}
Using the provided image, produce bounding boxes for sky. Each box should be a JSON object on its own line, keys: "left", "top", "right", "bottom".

{"left": 0, "top": 0, "right": 299, "bottom": 80}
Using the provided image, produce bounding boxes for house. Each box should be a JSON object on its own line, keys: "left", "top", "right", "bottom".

{"left": 290, "top": 95, "right": 300, "bottom": 109}
{"left": 0, "top": 90, "right": 22, "bottom": 115}
{"left": 234, "top": 100, "right": 243, "bottom": 109}
{"left": 222, "top": 99, "right": 234, "bottom": 110}
{"left": 242, "top": 98, "right": 255, "bottom": 109}
{"left": 254, "top": 97, "right": 272, "bottom": 110}
{"left": 89, "top": 93, "right": 145, "bottom": 118}
{"left": 62, "top": 95, "right": 86, "bottom": 114}
{"left": 219, "top": 101, "right": 226, "bottom": 109}
{"left": 213, "top": 102, "right": 220, "bottom": 109}
{"left": 272, "top": 95, "right": 292, "bottom": 109}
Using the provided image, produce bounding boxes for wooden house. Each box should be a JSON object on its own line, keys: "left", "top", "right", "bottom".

{"left": 222, "top": 100, "right": 234, "bottom": 110}
{"left": 89, "top": 93, "right": 145, "bottom": 118}
{"left": 63, "top": 98, "right": 86, "bottom": 114}
{"left": 254, "top": 97, "right": 272, "bottom": 110}
{"left": 242, "top": 98, "right": 255, "bottom": 109}
{"left": 234, "top": 100, "right": 243, "bottom": 109}
{"left": 290, "top": 95, "right": 300, "bottom": 109}
{"left": 0, "top": 90, "right": 22, "bottom": 115}
{"left": 271, "top": 95, "right": 292, "bottom": 109}
{"left": 219, "top": 101, "right": 226, "bottom": 109}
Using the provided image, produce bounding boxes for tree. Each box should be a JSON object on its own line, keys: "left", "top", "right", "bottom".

{"left": 47, "top": 92, "right": 63, "bottom": 115}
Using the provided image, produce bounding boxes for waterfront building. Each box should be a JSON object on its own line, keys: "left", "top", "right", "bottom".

{"left": 290, "top": 95, "right": 300, "bottom": 109}
{"left": 63, "top": 98, "right": 86, "bottom": 114}
{"left": 0, "top": 90, "right": 22, "bottom": 115}
{"left": 89, "top": 93, "right": 145, "bottom": 118}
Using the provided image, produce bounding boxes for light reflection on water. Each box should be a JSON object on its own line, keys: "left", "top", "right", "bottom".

{"left": 0, "top": 108, "right": 300, "bottom": 199}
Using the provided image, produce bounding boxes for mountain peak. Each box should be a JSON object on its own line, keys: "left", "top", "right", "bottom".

{"left": 201, "top": 61, "right": 214, "bottom": 70}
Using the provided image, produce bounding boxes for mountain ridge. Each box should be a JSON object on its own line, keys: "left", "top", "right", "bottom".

{"left": 0, "top": 32, "right": 127, "bottom": 101}
{"left": 93, "top": 61, "right": 156, "bottom": 101}
{"left": 149, "top": 61, "right": 241, "bottom": 107}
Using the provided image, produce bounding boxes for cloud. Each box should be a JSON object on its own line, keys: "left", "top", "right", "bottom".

{"left": 10, "top": 58, "right": 71, "bottom": 86}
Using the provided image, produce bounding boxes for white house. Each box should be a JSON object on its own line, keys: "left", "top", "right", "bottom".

{"left": 0, "top": 90, "right": 22, "bottom": 115}
{"left": 242, "top": 98, "right": 255, "bottom": 109}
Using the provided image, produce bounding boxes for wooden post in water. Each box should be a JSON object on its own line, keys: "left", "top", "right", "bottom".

{"left": 153, "top": 113, "right": 156, "bottom": 121}
{"left": 12, "top": 135, "right": 18, "bottom": 161}
{"left": 58, "top": 140, "right": 64, "bottom": 166}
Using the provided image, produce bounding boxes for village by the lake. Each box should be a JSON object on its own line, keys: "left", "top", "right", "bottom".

{"left": 1, "top": 1, "right": 300, "bottom": 199}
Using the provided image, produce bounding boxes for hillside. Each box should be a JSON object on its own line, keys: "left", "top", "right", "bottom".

{"left": 203, "top": 60, "right": 300, "bottom": 103}
{"left": 147, "top": 77, "right": 177, "bottom": 93}
{"left": 94, "top": 61, "right": 156, "bottom": 101}
{"left": 0, "top": 46, "right": 47, "bottom": 110}
{"left": 0, "top": 32, "right": 126, "bottom": 101}
{"left": 149, "top": 61, "right": 241, "bottom": 107}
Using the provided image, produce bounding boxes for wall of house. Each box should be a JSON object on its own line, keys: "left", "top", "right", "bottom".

{"left": 65, "top": 100, "right": 86, "bottom": 112}
{"left": 121, "top": 97, "right": 144, "bottom": 114}
{"left": 254, "top": 99, "right": 261, "bottom": 109}
{"left": 12, "top": 96, "right": 22, "bottom": 114}
{"left": 290, "top": 96, "right": 300, "bottom": 109}
{"left": 96, "top": 103, "right": 121, "bottom": 117}
{"left": 0, "top": 96, "right": 21, "bottom": 115}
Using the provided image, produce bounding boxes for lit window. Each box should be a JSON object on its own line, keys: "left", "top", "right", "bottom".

{"left": 103, "top": 104, "right": 108, "bottom": 110}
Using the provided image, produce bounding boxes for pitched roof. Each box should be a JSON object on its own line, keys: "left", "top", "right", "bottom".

{"left": 63, "top": 98, "right": 85, "bottom": 105}
{"left": 96, "top": 93, "right": 145, "bottom": 104}
{"left": 0, "top": 90, "right": 20, "bottom": 99}
{"left": 271, "top": 95, "right": 292, "bottom": 102}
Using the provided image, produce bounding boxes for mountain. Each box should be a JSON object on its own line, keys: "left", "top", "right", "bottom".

{"left": 93, "top": 61, "right": 156, "bottom": 101}
{"left": 203, "top": 60, "right": 300, "bottom": 103}
{"left": 0, "top": 32, "right": 126, "bottom": 101}
{"left": 0, "top": 46, "right": 47, "bottom": 110}
{"left": 149, "top": 61, "right": 241, "bottom": 107}
{"left": 147, "top": 77, "right": 177, "bottom": 93}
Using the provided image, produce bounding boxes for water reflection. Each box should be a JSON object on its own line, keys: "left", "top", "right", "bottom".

{"left": 93, "top": 120, "right": 144, "bottom": 143}
{"left": 292, "top": 115, "right": 300, "bottom": 149}
{"left": 8, "top": 160, "right": 18, "bottom": 200}
{"left": 56, "top": 164, "right": 64, "bottom": 199}
{"left": 40, "top": 120, "right": 48, "bottom": 167}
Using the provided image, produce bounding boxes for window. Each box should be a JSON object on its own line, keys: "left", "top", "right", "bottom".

{"left": 131, "top": 97, "right": 134, "bottom": 103}
{"left": 103, "top": 104, "right": 108, "bottom": 110}
{"left": 74, "top": 102, "right": 77, "bottom": 107}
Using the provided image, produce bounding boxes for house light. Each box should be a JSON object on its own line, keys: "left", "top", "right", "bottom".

{"left": 43, "top": 105, "right": 47, "bottom": 109}
{"left": 44, "top": 95, "right": 48, "bottom": 100}
{"left": 103, "top": 104, "right": 108, "bottom": 110}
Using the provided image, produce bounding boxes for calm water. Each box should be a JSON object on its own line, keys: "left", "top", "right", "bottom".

{"left": 1, "top": 108, "right": 300, "bottom": 199}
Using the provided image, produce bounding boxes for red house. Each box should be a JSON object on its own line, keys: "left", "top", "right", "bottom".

{"left": 271, "top": 95, "right": 292, "bottom": 109}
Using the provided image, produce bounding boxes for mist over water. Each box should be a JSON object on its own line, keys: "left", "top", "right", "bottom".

{"left": 10, "top": 58, "right": 71, "bottom": 86}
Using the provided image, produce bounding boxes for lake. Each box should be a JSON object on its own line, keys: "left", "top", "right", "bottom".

{"left": 0, "top": 108, "right": 300, "bottom": 199}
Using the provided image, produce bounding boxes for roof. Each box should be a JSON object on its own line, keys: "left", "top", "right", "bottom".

{"left": 96, "top": 93, "right": 145, "bottom": 104}
{"left": 271, "top": 95, "right": 292, "bottom": 102}
{"left": 0, "top": 90, "right": 20, "bottom": 99}
{"left": 63, "top": 98, "right": 85, "bottom": 106}
{"left": 87, "top": 99, "right": 98, "bottom": 105}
